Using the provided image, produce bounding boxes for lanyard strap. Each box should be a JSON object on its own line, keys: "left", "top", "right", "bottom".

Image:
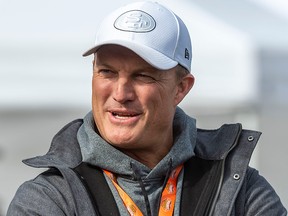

{"left": 103, "top": 165, "right": 183, "bottom": 216}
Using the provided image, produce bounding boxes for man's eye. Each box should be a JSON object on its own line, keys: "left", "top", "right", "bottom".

{"left": 100, "top": 69, "right": 112, "bottom": 74}
{"left": 136, "top": 74, "right": 156, "bottom": 82}
{"left": 98, "top": 69, "right": 116, "bottom": 77}
{"left": 138, "top": 74, "right": 149, "bottom": 78}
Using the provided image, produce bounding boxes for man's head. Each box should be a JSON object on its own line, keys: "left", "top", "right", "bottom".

{"left": 84, "top": 1, "right": 194, "bottom": 164}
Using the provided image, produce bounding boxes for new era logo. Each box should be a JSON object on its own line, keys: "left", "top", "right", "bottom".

{"left": 185, "top": 48, "right": 190, "bottom": 60}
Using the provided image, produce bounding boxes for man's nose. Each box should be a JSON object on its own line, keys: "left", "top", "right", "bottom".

{"left": 112, "top": 78, "right": 136, "bottom": 103}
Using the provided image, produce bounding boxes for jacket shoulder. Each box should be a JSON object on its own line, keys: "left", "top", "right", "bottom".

{"left": 242, "top": 167, "right": 287, "bottom": 215}
{"left": 7, "top": 169, "right": 74, "bottom": 215}
{"left": 23, "top": 119, "right": 84, "bottom": 168}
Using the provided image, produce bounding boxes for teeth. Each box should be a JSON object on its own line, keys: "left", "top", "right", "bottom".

{"left": 115, "top": 115, "right": 130, "bottom": 119}
{"left": 112, "top": 112, "right": 135, "bottom": 117}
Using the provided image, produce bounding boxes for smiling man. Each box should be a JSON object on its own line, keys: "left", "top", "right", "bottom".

{"left": 7, "top": 1, "right": 287, "bottom": 216}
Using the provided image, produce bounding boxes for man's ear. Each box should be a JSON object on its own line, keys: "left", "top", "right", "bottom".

{"left": 174, "top": 74, "right": 195, "bottom": 106}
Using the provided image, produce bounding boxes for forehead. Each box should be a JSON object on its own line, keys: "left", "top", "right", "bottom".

{"left": 94, "top": 45, "right": 158, "bottom": 70}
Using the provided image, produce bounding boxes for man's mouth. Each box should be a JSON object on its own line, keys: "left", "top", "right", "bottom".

{"left": 111, "top": 111, "right": 140, "bottom": 119}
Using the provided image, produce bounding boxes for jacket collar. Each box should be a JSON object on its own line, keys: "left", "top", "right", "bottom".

{"left": 23, "top": 119, "right": 84, "bottom": 168}
{"left": 195, "top": 123, "right": 243, "bottom": 160}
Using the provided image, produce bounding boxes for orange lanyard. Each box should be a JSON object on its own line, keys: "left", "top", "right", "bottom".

{"left": 103, "top": 165, "right": 183, "bottom": 216}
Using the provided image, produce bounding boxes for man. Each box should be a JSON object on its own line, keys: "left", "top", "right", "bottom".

{"left": 7, "top": 1, "right": 287, "bottom": 215}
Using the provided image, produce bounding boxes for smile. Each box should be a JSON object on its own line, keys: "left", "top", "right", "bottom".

{"left": 109, "top": 110, "right": 142, "bottom": 124}
{"left": 112, "top": 112, "right": 137, "bottom": 118}
{"left": 112, "top": 112, "right": 139, "bottom": 119}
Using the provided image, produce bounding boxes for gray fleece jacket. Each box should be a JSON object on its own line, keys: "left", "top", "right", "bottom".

{"left": 7, "top": 108, "right": 287, "bottom": 215}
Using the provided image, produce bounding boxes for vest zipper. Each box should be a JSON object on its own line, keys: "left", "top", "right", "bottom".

{"left": 207, "top": 158, "right": 226, "bottom": 216}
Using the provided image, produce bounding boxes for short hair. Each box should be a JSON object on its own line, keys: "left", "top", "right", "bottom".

{"left": 175, "top": 64, "right": 190, "bottom": 81}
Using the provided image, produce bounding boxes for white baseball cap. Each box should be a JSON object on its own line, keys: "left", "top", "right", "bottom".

{"left": 83, "top": 1, "right": 192, "bottom": 72}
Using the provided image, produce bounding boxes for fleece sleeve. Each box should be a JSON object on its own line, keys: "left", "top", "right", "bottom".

{"left": 6, "top": 173, "right": 74, "bottom": 216}
{"left": 244, "top": 167, "right": 287, "bottom": 216}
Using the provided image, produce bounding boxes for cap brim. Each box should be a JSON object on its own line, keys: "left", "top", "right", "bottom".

{"left": 82, "top": 40, "right": 178, "bottom": 70}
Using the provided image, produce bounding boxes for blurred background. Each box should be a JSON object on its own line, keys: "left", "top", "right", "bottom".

{"left": 1, "top": 0, "right": 288, "bottom": 214}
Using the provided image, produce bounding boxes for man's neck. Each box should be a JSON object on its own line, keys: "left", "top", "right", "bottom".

{"left": 120, "top": 143, "right": 172, "bottom": 169}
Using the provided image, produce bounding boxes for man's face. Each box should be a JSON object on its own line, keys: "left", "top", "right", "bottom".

{"left": 92, "top": 45, "right": 193, "bottom": 152}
